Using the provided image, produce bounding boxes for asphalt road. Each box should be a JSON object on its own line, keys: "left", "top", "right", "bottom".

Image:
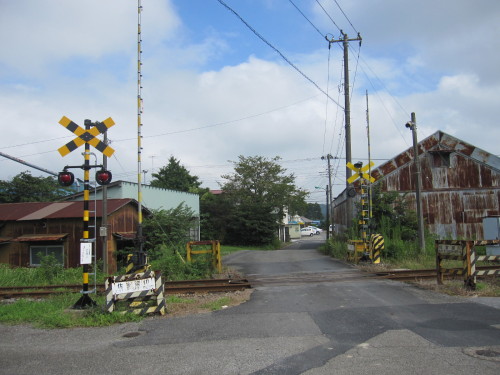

{"left": 1, "top": 237, "right": 499, "bottom": 374}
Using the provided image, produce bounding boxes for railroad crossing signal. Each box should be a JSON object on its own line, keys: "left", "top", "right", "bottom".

{"left": 95, "top": 169, "right": 112, "bottom": 185}
{"left": 57, "top": 116, "right": 115, "bottom": 157}
{"left": 58, "top": 170, "right": 74, "bottom": 186}
{"left": 346, "top": 161, "right": 375, "bottom": 184}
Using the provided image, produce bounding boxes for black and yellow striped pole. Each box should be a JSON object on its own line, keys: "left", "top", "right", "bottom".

{"left": 57, "top": 116, "right": 115, "bottom": 308}
{"left": 73, "top": 119, "right": 97, "bottom": 309}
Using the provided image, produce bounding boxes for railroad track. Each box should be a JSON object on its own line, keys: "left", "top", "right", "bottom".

{"left": 0, "top": 278, "right": 251, "bottom": 299}
{"left": 375, "top": 265, "right": 500, "bottom": 281}
{"left": 247, "top": 271, "right": 377, "bottom": 286}
{"left": 2, "top": 266, "right": 498, "bottom": 299}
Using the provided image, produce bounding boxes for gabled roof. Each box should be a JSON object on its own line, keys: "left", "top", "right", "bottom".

{"left": 370, "top": 130, "right": 500, "bottom": 181}
{"left": 0, "top": 199, "right": 148, "bottom": 221}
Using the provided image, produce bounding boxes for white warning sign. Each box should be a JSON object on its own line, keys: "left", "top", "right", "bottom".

{"left": 80, "top": 242, "right": 92, "bottom": 265}
{"left": 111, "top": 277, "right": 155, "bottom": 296}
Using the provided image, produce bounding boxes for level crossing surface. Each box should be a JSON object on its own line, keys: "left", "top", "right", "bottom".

{"left": 0, "top": 237, "right": 499, "bottom": 374}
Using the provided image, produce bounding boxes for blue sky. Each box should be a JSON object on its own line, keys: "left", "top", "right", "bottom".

{"left": 1, "top": 0, "right": 499, "bottom": 203}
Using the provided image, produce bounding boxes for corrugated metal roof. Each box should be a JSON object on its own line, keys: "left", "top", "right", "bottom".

{"left": 19, "top": 202, "right": 73, "bottom": 220}
{"left": 333, "top": 130, "right": 500, "bottom": 239}
{"left": 12, "top": 234, "right": 68, "bottom": 242}
{"left": 0, "top": 199, "right": 143, "bottom": 221}
{"left": 370, "top": 131, "right": 500, "bottom": 183}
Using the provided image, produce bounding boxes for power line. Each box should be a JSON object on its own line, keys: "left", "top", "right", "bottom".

{"left": 2, "top": 95, "right": 320, "bottom": 154}
{"left": 288, "top": 0, "right": 325, "bottom": 38}
{"left": 315, "top": 0, "right": 342, "bottom": 33}
{"left": 331, "top": 0, "right": 359, "bottom": 34}
{"left": 216, "top": 0, "right": 344, "bottom": 110}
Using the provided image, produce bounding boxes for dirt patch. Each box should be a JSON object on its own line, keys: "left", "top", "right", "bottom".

{"left": 163, "top": 289, "right": 253, "bottom": 318}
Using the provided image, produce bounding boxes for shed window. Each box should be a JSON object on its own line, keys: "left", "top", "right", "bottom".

{"left": 430, "top": 151, "right": 451, "bottom": 168}
{"left": 30, "top": 245, "right": 64, "bottom": 266}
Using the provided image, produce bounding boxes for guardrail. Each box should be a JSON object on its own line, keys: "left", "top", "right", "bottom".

{"left": 435, "top": 239, "right": 500, "bottom": 289}
{"left": 186, "top": 240, "right": 222, "bottom": 273}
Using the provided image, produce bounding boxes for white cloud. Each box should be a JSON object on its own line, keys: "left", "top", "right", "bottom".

{"left": 1, "top": 0, "right": 499, "bottom": 201}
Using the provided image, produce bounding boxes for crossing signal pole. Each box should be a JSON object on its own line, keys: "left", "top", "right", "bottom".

{"left": 56, "top": 116, "right": 115, "bottom": 309}
{"left": 326, "top": 31, "right": 362, "bottom": 230}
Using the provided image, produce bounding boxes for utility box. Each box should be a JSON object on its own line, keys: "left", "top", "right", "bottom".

{"left": 483, "top": 216, "right": 500, "bottom": 255}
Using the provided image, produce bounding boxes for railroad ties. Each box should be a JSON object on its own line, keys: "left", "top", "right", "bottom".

{"left": 0, "top": 278, "right": 252, "bottom": 299}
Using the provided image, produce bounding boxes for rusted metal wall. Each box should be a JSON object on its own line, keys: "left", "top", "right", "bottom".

{"left": 333, "top": 131, "right": 500, "bottom": 239}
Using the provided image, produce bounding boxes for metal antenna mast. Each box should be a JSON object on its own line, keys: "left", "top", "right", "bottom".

{"left": 136, "top": 0, "right": 145, "bottom": 261}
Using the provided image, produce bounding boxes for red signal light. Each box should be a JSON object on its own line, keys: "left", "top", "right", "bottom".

{"left": 96, "top": 169, "right": 112, "bottom": 185}
{"left": 58, "top": 171, "right": 75, "bottom": 186}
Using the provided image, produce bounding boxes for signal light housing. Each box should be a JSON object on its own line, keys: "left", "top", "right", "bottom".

{"left": 58, "top": 171, "right": 75, "bottom": 186}
{"left": 95, "top": 169, "right": 112, "bottom": 185}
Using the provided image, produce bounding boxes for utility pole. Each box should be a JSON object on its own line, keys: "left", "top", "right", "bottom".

{"left": 326, "top": 32, "right": 362, "bottom": 230}
{"left": 315, "top": 185, "right": 330, "bottom": 240}
{"left": 405, "top": 113, "right": 426, "bottom": 254}
{"left": 321, "top": 154, "right": 334, "bottom": 236}
{"left": 366, "top": 91, "right": 373, "bottom": 224}
{"left": 325, "top": 185, "right": 330, "bottom": 240}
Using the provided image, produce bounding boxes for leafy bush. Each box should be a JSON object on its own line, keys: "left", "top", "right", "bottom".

{"left": 143, "top": 204, "right": 196, "bottom": 261}
{"left": 35, "top": 253, "right": 64, "bottom": 283}
{"left": 150, "top": 244, "right": 213, "bottom": 281}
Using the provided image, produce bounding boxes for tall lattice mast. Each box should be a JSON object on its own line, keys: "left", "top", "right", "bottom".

{"left": 137, "top": 0, "right": 144, "bottom": 256}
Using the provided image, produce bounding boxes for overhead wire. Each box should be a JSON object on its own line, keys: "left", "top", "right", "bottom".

{"left": 287, "top": 0, "right": 346, "bottom": 183}
{"left": 288, "top": 0, "right": 325, "bottom": 38}
{"left": 315, "top": 0, "right": 342, "bottom": 33}
{"left": 331, "top": 0, "right": 358, "bottom": 34}
{"left": 322, "top": 41, "right": 333, "bottom": 155}
{"left": 215, "top": 0, "right": 344, "bottom": 110}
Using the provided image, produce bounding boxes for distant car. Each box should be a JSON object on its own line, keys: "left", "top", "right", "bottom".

{"left": 300, "top": 227, "right": 315, "bottom": 237}
{"left": 305, "top": 226, "right": 322, "bottom": 235}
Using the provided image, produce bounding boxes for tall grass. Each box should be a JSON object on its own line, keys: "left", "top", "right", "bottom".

{"left": 320, "top": 221, "right": 440, "bottom": 269}
{"left": 0, "top": 293, "right": 143, "bottom": 328}
{"left": 0, "top": 263, "right": 83, "bottom": 286}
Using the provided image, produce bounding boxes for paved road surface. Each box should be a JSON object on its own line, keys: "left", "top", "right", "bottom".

{"left": 1, "top": 238, "right": 499, "bottom": 374}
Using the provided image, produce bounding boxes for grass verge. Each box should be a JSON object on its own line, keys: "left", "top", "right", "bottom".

{"left": 0, "top": 290, "right": 253, "bottom": 328}
{"left": 0, "top": 293, "right": 143, "bottom": 329}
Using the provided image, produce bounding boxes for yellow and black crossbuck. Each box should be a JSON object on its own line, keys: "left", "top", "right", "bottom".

{"left": 57, "top": 116, "right": 115, "bottom": 157}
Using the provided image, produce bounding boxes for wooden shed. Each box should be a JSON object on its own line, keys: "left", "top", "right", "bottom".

{"left": 333, "top": 131, "right": 500, "bottom": 239}
{"left": 0, "top": 199, "right": 149, "bottom": 273}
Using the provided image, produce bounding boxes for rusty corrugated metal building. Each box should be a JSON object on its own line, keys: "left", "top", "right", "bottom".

{"left": 0, "top": 199, "right": 149, "bottom": 272}
{"left": 333, "top": 131, "right": 500, "bottom": 239}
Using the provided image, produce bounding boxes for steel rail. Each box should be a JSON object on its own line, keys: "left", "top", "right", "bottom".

{"left": 0, "top": 278, "right": 251, "bottom": 299}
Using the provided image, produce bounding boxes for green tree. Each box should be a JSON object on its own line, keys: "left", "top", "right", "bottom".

{"left": 200, "top": 191, "right": 233, "bottom": 242}
{"left": 303, "top": 203, "right": 323, "bottom": 220}
{"left": 150, "top": 156, "right": 202, "bottom": 193}
{"left": 366, "top": 185, "right": 418, "bottom": 247}
{"left": 142, "top": 204, "right": 196, "bottom": 260}
{"left": 221, "top": 155, "right": 307, "bottom": 245}
{"left": 0, "top": 171, "right": 70, "bottom": 203}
